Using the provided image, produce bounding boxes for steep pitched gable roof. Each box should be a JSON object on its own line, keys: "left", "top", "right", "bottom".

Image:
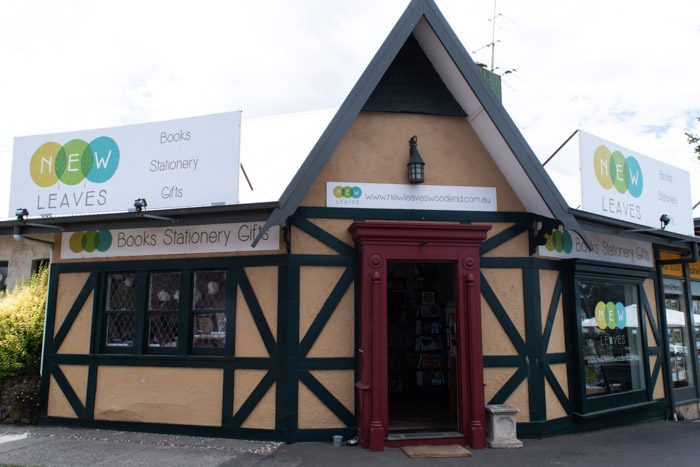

{"left": 254, "top": 0, "right": 589, "bottom": 247}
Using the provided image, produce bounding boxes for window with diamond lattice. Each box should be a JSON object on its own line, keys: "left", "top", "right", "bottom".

{"left": 192, "top": 270, "right": 226, "bottom": 349}
{"left": 105, "top": 273, "right": 138, "bottom": 347}
{"left": 147, "top": 272, "right": 181, "bottom": 349}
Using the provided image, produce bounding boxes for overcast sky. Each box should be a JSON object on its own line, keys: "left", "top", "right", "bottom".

{"left": 2, "top": 0, "right": 700, "bottom": 218}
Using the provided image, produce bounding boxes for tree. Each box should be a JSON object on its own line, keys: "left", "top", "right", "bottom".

{"left": 686, "top": 117, "right": 700, "bottom": 159}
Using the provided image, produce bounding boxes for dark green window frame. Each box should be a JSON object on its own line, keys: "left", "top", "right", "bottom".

{"left": 98, "top": 266, "right": 235, "bottom": 356}
{"left": 566, "top": 260, "right": 654, "bottom": 416}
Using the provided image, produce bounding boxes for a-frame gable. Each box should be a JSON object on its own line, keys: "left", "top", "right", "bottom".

{"left": 253, "top": 0, "right": 589, "bottom": 247}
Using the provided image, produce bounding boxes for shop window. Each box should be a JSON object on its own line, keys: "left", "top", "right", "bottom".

{"left": 578, "top": 280, "right": 646, "bottom": 399}
{"left": 104, "top": 273, "right": 138, "bottom": 348}
{"left": 147, "top": 272, "right": 181, "bottom": 349}
{"left": 191, "top": 270, "right": 226, "bottom": 349}
{"left": 663, "top": 279, "right": 694, "bottom": 389}
{"left": 101, "top": 268, "right": 230, "bottom": 354}
{"left": 691, "top": 282, "right": 700, "bottom": 373}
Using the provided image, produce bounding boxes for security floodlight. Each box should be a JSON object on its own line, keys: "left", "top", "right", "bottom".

{"left": 15, "top": 208, "right": 29, "bottom": 223}
{"left": 133, "top": 198, "right": 148, "bottom": 213}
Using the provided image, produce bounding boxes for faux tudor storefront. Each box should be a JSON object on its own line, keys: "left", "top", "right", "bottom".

{"left": 3, "top": 0, "right": 693, "bottom": 451}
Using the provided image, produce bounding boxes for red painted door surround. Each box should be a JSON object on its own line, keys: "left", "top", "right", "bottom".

{"left": 350, "top": 221, "right": 491, "bottom": 451}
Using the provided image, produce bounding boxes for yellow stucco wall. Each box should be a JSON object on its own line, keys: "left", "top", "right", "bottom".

{"left": 540, "top": 269, "right": 565, "bottom": 354}
{"left": 298, "top": 370, "right": 355, "bottom": 429}
{"left": 299, "top": 266, "right": 354, "bottom": 358}
{"left": 94, "top": 367, "right": 223, "bottom": 426}
{"left": 47, "top": 365, "right": 90, "bottom": 418}
{"left": 235, "top": 266, "right": 278, "bottom": 357}
{"left": 54, "top": 273, "right": 92, "bottom": 355}
{"left": 545, "top": 363, "right": 569, "bottom": 419}
{"left": 481, "top": 268, "right": 524, "bottom": 356}
{"left": 300, "top": 112, "right": 525, "bottom": 213}
{"left": 484, "top": 367, "right": 530, "bottom": 421}
{"left": 233, "top": 370, "right": 276, "bottom": 429}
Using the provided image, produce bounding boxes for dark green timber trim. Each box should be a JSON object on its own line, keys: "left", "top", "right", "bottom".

{"left": 641, "top": 289, "right": 661, "bottom": 345}
{"left": 483, "top": 355, "right": 525, "bottom": 367}
{"left": 51, "top": 364, "right": 85, "bottom": 418}
{"left": 542, "top": 275, "right": 563, "bottom": 349}
{"left": 523, "top": 265, "right": 546, "bottom": 421}
{"left": 276, "top": 263, "right": 295, "bottom": 442}
{"left": 290, "top": 216, "right": 355, "bottom": 257}
{"left": 298, "top": 370, "right": 354, "bottom": 427}
{"left": 543, "top": 366, "right": 573, "bottom": 414}
{"left": 52, "top": 354, "right": 275, "bottom": 369}
{"left": 52, "top": 272, "right": 96, "bottom": 353}
{"left": 222, "top": 368, "right": 234, "bottom": 429}
{"left": 489, "top": 366, "right": 528, "bottom": 405}
{"left": 480, "top": 273, "right": 526, "bottom": 354}
{"left": 516, "top": 402, "right": 665, "bottom": 438}
{"left": 294, "top": 207, "right": 546, "bottom": 226}
{"left": 85, "top": 365, "right": 98, "bottom": 419}
{"left": 480, "top": 220, "right": 529, "bottom": 255}
{"left": 299, "top": 267, "right": 355, "bottom": 357}
{"left": 231, "top": 370, "right": 277, "bottom": 428}
{"left": 39, "top": 265, "right": 60, "bottom": 418}
{"left": 238, "top": 270, "right": 277, "bottom": 357}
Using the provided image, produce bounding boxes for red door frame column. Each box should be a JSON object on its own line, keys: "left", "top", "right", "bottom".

{"left": 350, "top": 221, "right": 491, "bottom": 451}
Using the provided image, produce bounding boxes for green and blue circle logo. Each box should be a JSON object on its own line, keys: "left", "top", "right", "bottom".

{"left": 593, "top": 145, "right": 643, "bottom": 198}
{"left": 30, "top": 136, "right": 119, "bottom": 187}
{"left": 332, "top": 185, "right": 362, "bottom": 199}
{"left": 594, "top": 301, "right": 627, "bottom": 330}
{"left": 544, "top": 229, "right": 573, "bottom": 253}
{"left": 69, "top": 230, "right": 112, "bottom": 253}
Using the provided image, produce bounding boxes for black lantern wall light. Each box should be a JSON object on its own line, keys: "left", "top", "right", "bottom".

{"left": 407, "top": 135, "right": 425, "bottom": 184}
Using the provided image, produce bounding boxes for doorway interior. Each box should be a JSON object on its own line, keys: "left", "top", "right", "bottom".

{"left": 387, "top": 261, "right": 457, "bottom": 433}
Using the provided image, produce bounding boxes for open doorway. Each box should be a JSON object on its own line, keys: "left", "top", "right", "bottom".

{"left": 387, "top": 261, "right": 457, "bottom": 433}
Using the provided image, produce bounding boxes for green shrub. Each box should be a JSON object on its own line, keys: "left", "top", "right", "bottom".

{"left": 0, "top": 266, "right": 48, "bottom": 379}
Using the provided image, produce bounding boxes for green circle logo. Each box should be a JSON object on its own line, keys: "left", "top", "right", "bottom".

{"left": 593, "top": 145, "right": 643, "bottom": 198}
{"left": 593, "top": 301, "right": 626, "bottom": 330}
{"left": 30, "top": 136, "right": 119, "bottom": 186}
{"left": 544, "top": 229, "right": 573, "bottom": 253}
{"left": 332, "top": 185, "right": 362, "bottom": 199}
{"left": 68, "top": 230, "right": 112, "bottom": 254}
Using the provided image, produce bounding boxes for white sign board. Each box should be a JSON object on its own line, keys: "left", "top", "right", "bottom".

{"left": 326, "top": 182, "right": 497, "bottom": 211}
{"left": 537, "top": 229, "right": 654, "bottom": 268}
{"left": 10, "top": 112, "right": 241, "bottom": 218}
{"left": 60, "top": 222, "right": 279, "bottom": 260}
{"left": 579, "top": 131, "right": 693, "bottom": 235}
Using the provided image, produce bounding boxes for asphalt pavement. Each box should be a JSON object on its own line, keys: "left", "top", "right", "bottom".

{"left": 0, "top": 419, "right": 698, "bottom": 466}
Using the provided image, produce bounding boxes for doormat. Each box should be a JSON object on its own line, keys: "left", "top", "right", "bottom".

{"left": 401, "top": 444, "right": 472, "bottom": 458}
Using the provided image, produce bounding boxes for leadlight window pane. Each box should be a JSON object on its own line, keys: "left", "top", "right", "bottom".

{"left": 148, "top": 313, "right": 179, "bottom": 348}
{"left": 192, "top": 312, "right": 226, "bottom": 349}
{"left": 106, "top": 273, "right": 137, "bottom": 311}
{"left": 578, "top": 280, "right": 645, "bottom": 397}
{"left": 192, "top": 270, "right": 226, "bottom": 310}
{"left": 105, "top": 312, "right": 135, "bottom": 347}
{"left": 148, "top": 272, "right": 181, "bottom": 311}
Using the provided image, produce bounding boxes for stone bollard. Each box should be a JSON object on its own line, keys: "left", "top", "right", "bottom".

{"left": 485, "top": 404, "right": 523, "bottom": 448}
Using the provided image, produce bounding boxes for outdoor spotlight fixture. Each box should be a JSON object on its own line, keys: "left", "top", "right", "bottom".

{"left": 660, "top": 214, "right": 671, "bottom": 230}
{"left": 407, "top": 135, "right": 425, "bottom": 184}
{"left": 133, "top": 198, "right": 148, "bottom": 213}
{"left": 15, "top": 208, "right": 29, "bottom": 223}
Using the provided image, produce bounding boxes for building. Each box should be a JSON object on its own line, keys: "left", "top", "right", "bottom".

{"left": 0, "top": 234, "right": 52, "bottom": 292}
{"left": 0, "top": 0, "right": 698, "bottom": 451}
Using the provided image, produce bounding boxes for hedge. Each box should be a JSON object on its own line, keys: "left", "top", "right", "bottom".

{"left": 0, "top": 266, "right": 48, "bottom": 379}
